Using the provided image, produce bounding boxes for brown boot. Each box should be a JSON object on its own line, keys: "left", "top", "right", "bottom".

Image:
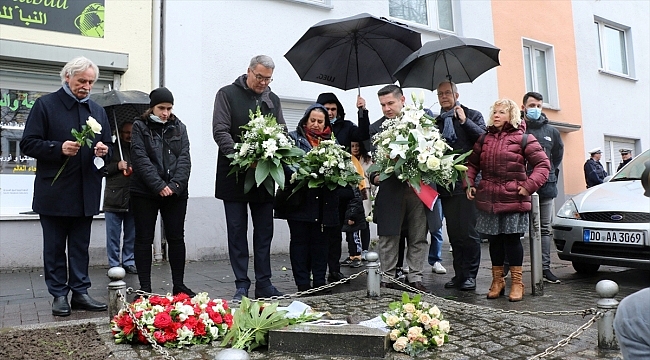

{"left": 487, "top": 266, "right": 506, "bottom": 299}
{"left": 509, "top": 266, "right": 524, "bottom": 302}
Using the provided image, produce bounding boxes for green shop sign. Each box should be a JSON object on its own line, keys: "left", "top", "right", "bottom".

{"left": 0, "top": 0, "right": 105, "bottom": 37}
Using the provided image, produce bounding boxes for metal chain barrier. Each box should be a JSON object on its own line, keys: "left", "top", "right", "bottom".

{"left": 117, "top": 290, "right": 176, "bottom": 360}
{"left": 380, "top": 272, "right": 607, "bottom": 359}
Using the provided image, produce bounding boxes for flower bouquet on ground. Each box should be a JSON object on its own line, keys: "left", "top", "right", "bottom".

{"left": 111, "top": 292, "right": 232, "bottom": 348}
{"left": 52, "top": 115, "right": 102, "bottom": 185}
{"left": 368, "top": 92, "right": 471, "bottom": 192}
{"left": 227, "top": 107, "right": 305, "bottom": 195}
{"left": 290, "top": 138, "right": 363, "bottom": 193}
{"left": 382, "top": 292, "right": 450, "bottom": 356}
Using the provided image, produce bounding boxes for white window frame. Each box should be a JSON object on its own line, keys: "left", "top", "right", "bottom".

{"left": 522, "top": 38, "right": 559, "bottom": 110}
{"left": 388, "top": 0, "right": 457, "bottom": 34}
{"left": 283, "top": 0, "right": 332, "bottom": 9}
{"left": 595, "top": 17, "right": 634, "bottom": 79}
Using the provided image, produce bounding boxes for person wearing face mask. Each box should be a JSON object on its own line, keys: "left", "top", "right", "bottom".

{"left": 521, "top": 92, "right": 564, "bottom": 284}
{"left": 130, "top": 87, "right": 195, "bottom": 298}
{"left": 274, "top": 104, "right": 357, "bottom": 293}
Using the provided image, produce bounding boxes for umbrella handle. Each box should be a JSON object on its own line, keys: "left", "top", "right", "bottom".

{"left": 112, "top": 109, "right": 124, "bottom": 161}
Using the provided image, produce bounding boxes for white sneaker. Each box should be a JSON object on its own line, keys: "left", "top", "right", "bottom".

{"left": 432, "top": 262, "right": 447, "bottom": 274}
{"left": 449, "top": 245, "right": 453, "bottom": 252}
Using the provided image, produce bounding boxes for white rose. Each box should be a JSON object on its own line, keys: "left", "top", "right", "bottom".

{"left": 402, "top": 303, "right": 416, "bottom": 313}
{"left": 426, "top": 156, "right": 441, "bottom": 170}
{"left": 393, "top": 336, "right": 409, "bottom": 352}
{"left": 407, "top": 326, "right": 423, "bottom": 341}
{"left": 385, "top": 315, "right": 400, "bottom": 327}
{"left": 86, "top": 116, "right": 102, "bottom": 134}
{"left": 418, "top": 313, "right": 431, "bottom": 324}
{"left": 433, "top": 335, "right": 445, "bottom": 347}
{"left": 439, "top": 320, "right": 450, "bottom": 333}
{"left": 429, "top": 305, "right": 441, "bottom": 317}
{"left": 389, "top": 329, "right": 401, "bottom": 341}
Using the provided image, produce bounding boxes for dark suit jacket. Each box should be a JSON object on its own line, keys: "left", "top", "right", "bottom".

{"left": 20, "top": 88, "right": 112, "bottom": 217}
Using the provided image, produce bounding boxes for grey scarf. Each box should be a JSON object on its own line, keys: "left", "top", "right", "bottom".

{"left": 440, "top": 101, "right": 460, "bottom": 144}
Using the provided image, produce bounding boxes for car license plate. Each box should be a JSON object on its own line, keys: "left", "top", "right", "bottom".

{"left": 583, "top": 229, "right": 646, "bottom": 245}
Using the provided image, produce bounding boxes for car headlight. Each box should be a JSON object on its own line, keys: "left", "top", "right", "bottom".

{"left": 557, "top": 199, "right": 581, "bottom": 219}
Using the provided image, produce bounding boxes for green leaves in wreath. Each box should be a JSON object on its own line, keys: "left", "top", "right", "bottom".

{"left": 221, "top": 297, "right": 289, "bottom": 352}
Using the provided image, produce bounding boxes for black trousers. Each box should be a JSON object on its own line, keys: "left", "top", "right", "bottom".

{"left": 132, "top": 195, "right": 188, "bottom": 291}
{"left": 488, "top": 233, "right": 524, "bottom": 266}
{"left": 223, "top": 201, "right": 274, "bottom": 290}
{"left": 345, "top": 227, "right": 370, "bottom": 257}
{"left": 288, "top": 220, "right": 329, "bottom": 287}
{"left": 40, "top": 215, "right": 93, "bottom": 297}
{"left": 441, "top": 194, "right": 481, "bottom": 280}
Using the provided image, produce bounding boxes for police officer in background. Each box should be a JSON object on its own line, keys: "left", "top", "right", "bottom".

{"left": 617, "top": 148, "right": 633, "bottom": 172}
{"left": 584, "top": 148, "right": 607, "bottom": 188}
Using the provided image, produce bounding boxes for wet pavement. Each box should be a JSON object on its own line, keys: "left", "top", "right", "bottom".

{"left": 1, "top": 239, "right": 648, "bottom": 359}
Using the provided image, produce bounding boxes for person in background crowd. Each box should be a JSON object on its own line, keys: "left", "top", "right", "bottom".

{"left": 104, "top": 120, "right": 137, "bottom": 275}
{"left": 316, "top": 92, "right": 370, "bottom": 282}
{"left": 131, "top": 87, "right": 194, "bottom": 298}
{"left": 275, "top": 104, "right": 358, "bottom": 293}
{"left": 584, "top": 148, "right": 607, "bottom": 188}
{"left": 466, "top": 98, "right": 550, "bottom": 302}
{"left": 20, "top": 56, "right": 111, "bottom": 316}
{"left": 617, "top": 148, "right": 633, "bottom": 172}
{"left": 434, "top": 80, "right": 486, "bottom": 292}
{"left": 213, "top": 55, "right": 285, "bottom": 300}
{"left": 521, "top": 91, "right": 564, "bottom": 284}
{"left": 341, "top": 140, "right": 373, "bottom": 268}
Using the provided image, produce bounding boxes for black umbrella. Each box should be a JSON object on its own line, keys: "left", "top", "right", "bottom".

{"left": 90, "top": 90, "right": 149, "bottom": 165}
{"left": 285, "top": 13, "right": 421, "bottom": 95}
{"left": 393, "top": 35, "right": 500, "bottom": 90}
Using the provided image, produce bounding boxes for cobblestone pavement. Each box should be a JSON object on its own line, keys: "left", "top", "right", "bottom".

{"left": 2, "top": 239, "right": 648, "bottom": 359}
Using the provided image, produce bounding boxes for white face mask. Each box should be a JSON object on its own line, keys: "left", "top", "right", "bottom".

{"left": 526, "top": 108, "right": 542, "bottom": 120}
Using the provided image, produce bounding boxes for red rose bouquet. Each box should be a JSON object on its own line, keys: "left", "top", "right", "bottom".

{"left": 111, "top": 292, "right": 233, "bottom": 348}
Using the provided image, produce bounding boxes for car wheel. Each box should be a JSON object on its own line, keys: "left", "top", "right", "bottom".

{"left": 572, "top": 261, "right": 600, "bottom": 274}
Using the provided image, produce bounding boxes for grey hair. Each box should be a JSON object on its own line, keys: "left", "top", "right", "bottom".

{"left": 249, "top": 55, "right": 275, "bottom": 70}
{"left": 60, "top": 56, "right": 99, "bottom": 85}
{"left": 436, "top": 80, "right": 458, "bottom": 94}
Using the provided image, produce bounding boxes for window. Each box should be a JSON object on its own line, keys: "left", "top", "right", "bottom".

{"left": 522, "top": 39, "right": 558, "bottom": 108}
{"left": 595, "top": 19, "right": 631, "bottom": 76}
{"left": 389, "top": 0, "right": 455, "bottom": 32}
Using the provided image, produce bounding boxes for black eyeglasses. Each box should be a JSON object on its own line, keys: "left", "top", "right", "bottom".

{"left": 250, "top": 69, "right": 273, "bottom": 84}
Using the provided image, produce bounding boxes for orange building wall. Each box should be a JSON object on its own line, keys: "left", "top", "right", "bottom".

{"left": 491, "top": 0, "right": 585, "bottom": 196}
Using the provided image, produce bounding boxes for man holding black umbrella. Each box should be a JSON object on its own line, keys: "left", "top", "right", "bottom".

{"left": 435, "top": 80, "right": 486, "bottom": 291}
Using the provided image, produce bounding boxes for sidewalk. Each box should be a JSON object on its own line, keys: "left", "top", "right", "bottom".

{"left": 1, "top": 240, "right": 647, "bottom": 358}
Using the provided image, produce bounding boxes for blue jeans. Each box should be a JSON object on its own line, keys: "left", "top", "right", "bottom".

{"left": 105, "top": 211, "right": 135, "bottom": 268}
{"left": 427, "top": 198, "right": 444, "bottom": 265}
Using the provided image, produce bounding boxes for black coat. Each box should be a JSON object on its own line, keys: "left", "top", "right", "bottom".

{"left": 130, "top": 114, "right": 191, "bottom": 198}
{"left": 435, "top": 104, "right": 486, "bottom": 196}
{"left": 20, "top": 88, "right": 112, "bottom": 217}
{"left": 103, "top": 141, "right": 132, "bottom": 212}
{"left": 212, "top": 75, "right": 285, "bottom": 202}
{"left": 523, "top": 113, "right": 564, "bottom": 199}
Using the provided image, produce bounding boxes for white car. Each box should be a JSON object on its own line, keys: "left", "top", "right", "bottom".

{"left": 552, "top": 149, "right": 650, "bottom": 274}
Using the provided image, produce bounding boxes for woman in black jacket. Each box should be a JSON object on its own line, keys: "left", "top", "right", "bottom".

{"left": 275, "top": 104, "right": 357, "bottom": 292}
{"left": 130, "top": 87, "right": 194, "bottom": 297}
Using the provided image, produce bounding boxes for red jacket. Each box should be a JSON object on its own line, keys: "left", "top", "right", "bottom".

{"left": 466, "top": 123, "right": 550, "bottom": 214}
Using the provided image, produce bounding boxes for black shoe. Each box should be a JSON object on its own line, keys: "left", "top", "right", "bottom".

{"left": 407, "top": 281, "right": 429, "bottom": 293}
{"left": 123, "top": 265, "right": 138, "bottom": 274}
{"left": 233, "top": 287, "right": 248, "bottom": 301}
{"left": 444, "top": 278, "right": 462, "bottom": 289}
{"left": 297, "top": 284, "right": 312, "bottom": 292}
{"left": 327, "top": 272, "right": 347, "bottom": 283}
{"left": 173, "top": 284, "right": 196, "bottom": 297}
{"left": 543, "top": 269, "right": 561, "bottom": 283}
{"left": 350, "top": 259, "right": 363, "bottom": 268}
{"left": 340, "top": 258, "right": 354, "bottom": 266}
{"left": 460, "top": 278, "right": 477, "bottom": 291}
{"left": 52, "top": 296, "right": 71, "bottom": 317}
{"left": 255, "top": 285, "right": 283, "bottom": 299}
{"left": 71, "top": 293, "right": 107, "bottom": 312}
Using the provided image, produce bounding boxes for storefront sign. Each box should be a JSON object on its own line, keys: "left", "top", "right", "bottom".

{"left": 0, "top": 0, "right": 105, "bottom": 37}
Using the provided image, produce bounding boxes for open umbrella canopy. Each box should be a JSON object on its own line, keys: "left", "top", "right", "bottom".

{"left": 393, "top": 35, "right": 500, "bottom": 90}
{"left": 285, "top": 13, "right": 421, "bottom": 93}
{"left": 90, "top": 90, "right": 150, "bottom": 133}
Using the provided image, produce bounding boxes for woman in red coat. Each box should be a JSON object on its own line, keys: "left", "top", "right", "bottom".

{"left": 465, "top": 99, "right": 550, "bottom": 302}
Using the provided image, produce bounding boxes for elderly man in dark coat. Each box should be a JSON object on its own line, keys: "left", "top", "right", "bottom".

{"left": 20, "top": 56, "right": 112, "bottom": 316}
{"left": 212, "top": 55, "right": 285, "bottom": 301}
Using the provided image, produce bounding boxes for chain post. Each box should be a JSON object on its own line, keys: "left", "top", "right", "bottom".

{"left": 107, "top": 266, "right": 127, "bottom": 320}
{"left": 596, "top": 280, "right": 619, "bottom": 350}
{"left": 529, "top": 192, "right": 543, "bottom": 296}
{"left": 365, "top": 251, "right": 381, "bottom": 298}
